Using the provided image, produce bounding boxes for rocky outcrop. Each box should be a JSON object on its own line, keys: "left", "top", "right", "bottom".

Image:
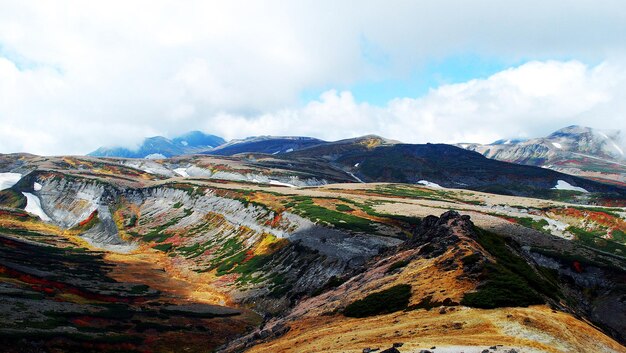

{"left": 81, "top": 205, "right": 136, "bottom": 253}
{"left": 407, "top": 211, "right": 475, "bottom": 255}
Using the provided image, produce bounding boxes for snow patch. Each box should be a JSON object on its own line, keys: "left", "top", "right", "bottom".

{"left": 551, "top": 142, "right": 562, "bottom": 149}
{"left": 173, "top": 168, "right": 189, "bottom": 177}
{"left": 354, "top": 163, "right": 360, "bottom": 167}
{"left": 0, "top": 172, "right": 22, "bottom": 191}
{"left": 272, "top": 151, "right": 280, "bottom": 155}
{"left": 417, "top": 180, "right": 442, "bottom": 188}
{"left": 347, "top": 171, "right": 363, "bottom": 183}
{"left": 285, "top": 148, "right": 294, "bottom": 153}
{"left": 269, "top": 180, "right": 296, "bottom": 187}
{"left": 552, "top": 180, "right": 588, "bottom": 193}
{"left": 145, "top": 153, "right": 166, "bottom": 159}
{"left": 22, "top": 192, "right": 51, "bottom": 221}
{"left": 33, "top": 182, "right": 42, "bottom": 191}
{"left": 180, "top": 140, "right": 188, "bottom": 146}
{"left": 544, "top": 218, "right": 569, "bottom": 232}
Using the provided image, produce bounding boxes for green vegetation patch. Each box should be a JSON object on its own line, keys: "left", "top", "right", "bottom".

{"left": 461, "top": 227, "right": 559, "bottom": 309}
{"left": 140, "top": 208, "right": 193, "bottom": 243}
{"left": 568, "top": 226, "right": 626, "bottom": 256}
{"left": 0, "top": 189, "right": 26, "bottom": 209}
{"left": 461, "top": 263, "right": 545, "bottom": 308}
{"left": 344, "top": 284, "right": 412, "bottom": 318}
{"left": 152, "top": 243, "right": 173, "bottom": 252}
{"left": 612, "top": 229, "right": 626, "bottom": 243}
{"left": 289, "top": 197, "right": 379, "bottom": 233}
{"left": 512, "top": 216, "right": 550, "bottom": 233}
{"left": 335, "top": 204, "right": 354, "bottom": 212}
{"left": 234, "top": 254, "right": 272, "bottom": 284}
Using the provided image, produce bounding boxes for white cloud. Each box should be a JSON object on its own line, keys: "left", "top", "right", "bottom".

{"left": 205, "top": 60, "right": 626, "bottom": 145}
{"left": 0, "top": 1, "right": 625, "bottom": 154}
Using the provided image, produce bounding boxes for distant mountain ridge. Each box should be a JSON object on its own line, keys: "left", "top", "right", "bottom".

{"left": 88, "top": 131, "right": 225, "bottom": 158}
{"left": 87, "top": 126, "right": 626, "bottom": 187}
{"left": 275, "top": 135, "right": 623, "bottom": 198}
{"left": 204, "top": 136, "right": 326, "bottom": 156}
{"left": 459, "top": 125, "right": 626, "bottom": 185}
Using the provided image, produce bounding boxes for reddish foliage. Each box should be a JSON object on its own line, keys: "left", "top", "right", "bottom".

{"left": 265, "top": 213, "right": 282, "bottom": 228}
{"left": 0, "top": 209, "right": 30, "bottom": 218}
{"left": 243, "top": 250, "right": 255, "bottom": 262}
{"left": 78, "top": 210, "right": 98, "bottom": 227}
{"left": 572, "top": 261, "right": 583, "bottom": 273}
{"left": 71, "top": 317, "right": 93, "bottom": 327}
{"left": 553, "top": 207, "right": 626, "bottom": 232}
{"left": 0, "top": 265, "right": 147, "bottom": 303}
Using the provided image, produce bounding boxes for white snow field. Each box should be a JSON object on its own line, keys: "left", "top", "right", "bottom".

{"left": 269, "top": 180, "right": 296, "bottom": 187}
{"left": 551, "top": 180, "right": 588, "bottom": 193}
{"left": 22, "top": 192, "right": 52, "bottom": 221}
{"left": 144, "top": 153, "right": 166, "bottom": 159}
{"left": 417, "top": 180, "right": 442, "bottom": 188}
{"left": 0, "top": 172, "right": 22, "bottom": 191}
{"left": 174, "top": 168, "right": 190, "bottom": 177}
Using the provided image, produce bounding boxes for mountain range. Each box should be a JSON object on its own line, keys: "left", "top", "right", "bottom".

{"left": 88, "top": 126, "right": 626, "bottom": 184}
{"left": 89, "top": 131, "right": 225, "bottom": 158}
{"left": 1, "top": 147, "right": 625, "bottom": 352}
{"left": 87, "top": 126, "right": 626, "bottom": 197}
{"left": 460, "top": 125, "right": 626, "bottom": 185}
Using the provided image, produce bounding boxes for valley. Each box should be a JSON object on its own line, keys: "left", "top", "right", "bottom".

{"left": 0, "top": 151, "right": 625, "bottom": 353}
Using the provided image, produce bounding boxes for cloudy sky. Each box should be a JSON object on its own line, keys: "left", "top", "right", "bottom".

{"left": 1, "top": 1, "right": 626, "bottom": 155}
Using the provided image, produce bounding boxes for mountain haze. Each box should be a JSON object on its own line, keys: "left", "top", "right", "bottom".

{"left": 89, "top": 131, "right": 225, "bottom": 158}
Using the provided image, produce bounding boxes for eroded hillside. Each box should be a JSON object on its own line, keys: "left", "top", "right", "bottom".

{"left": 0, "top": 153, "right": 625, "bottom": 352}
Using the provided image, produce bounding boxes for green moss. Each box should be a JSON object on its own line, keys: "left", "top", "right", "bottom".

{"left": 335, "top": 204, "right": 354, "bottom": 212}
{"left": 344, "top": 284, "right": 412, "bottom": 318}
{"left": 152, "top": 243, "right": 172, "bottom": 252}
{"left": 512, "top": 217, "right": 550, "bottom": 233}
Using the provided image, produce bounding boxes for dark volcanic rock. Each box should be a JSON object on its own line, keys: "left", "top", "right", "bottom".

{"left": 406, "top": 211, "right": 475, "bottom": 256}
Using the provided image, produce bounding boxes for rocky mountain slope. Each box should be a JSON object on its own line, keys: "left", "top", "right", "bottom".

{"left": 204, "top": 136, "right": 326, "bottom": 156}
{"left": 1, "top": 153, "right": 626, "bottom": 352}
{"left": 461, "top": 125, "right": 626, "bottom": 185}
{"left": 281, "top": 135, "right": 626, "bottom": 203}
{"left": 89, "top": 131, "right": 225, "bottom": 158}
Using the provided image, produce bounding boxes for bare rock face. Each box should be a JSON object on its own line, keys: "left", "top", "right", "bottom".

{"left": 81, "top": 205, "right": 136, "bottom": 253}
{"left": 407, "top": 210, "right": 475, "bottom": 257}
